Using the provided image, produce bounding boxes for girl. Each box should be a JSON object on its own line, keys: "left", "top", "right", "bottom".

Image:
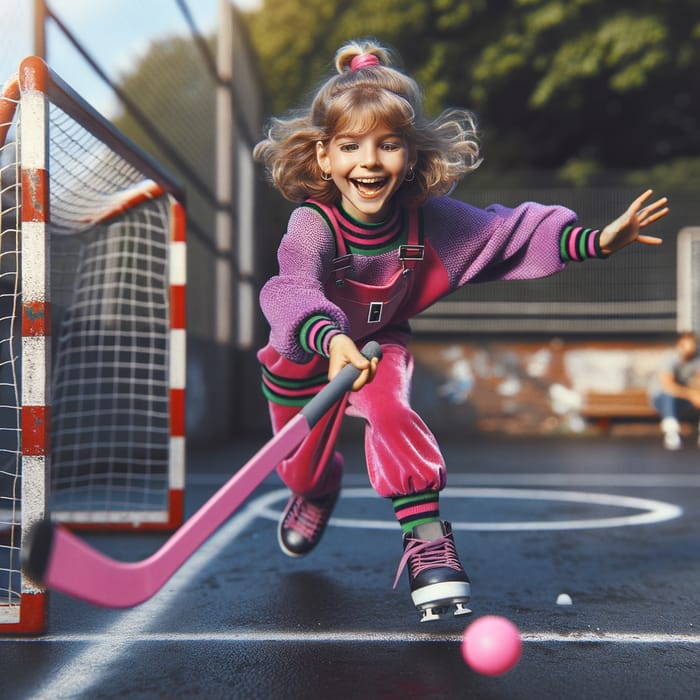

{"left": 253, "top": 39, "right": 669, "bottom": 622}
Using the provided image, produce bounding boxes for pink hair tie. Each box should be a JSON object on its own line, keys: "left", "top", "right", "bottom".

{"left": 350, "top": 53, "right": 380, "bottom": 71}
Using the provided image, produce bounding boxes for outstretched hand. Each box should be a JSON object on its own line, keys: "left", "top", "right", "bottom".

{"left": 328, "top": 334, "right": 379, "bottom": 391}
{"left": 599, "top": 189, "right": 669, "bottom": 255}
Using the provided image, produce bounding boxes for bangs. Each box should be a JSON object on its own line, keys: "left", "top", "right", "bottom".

{"left": 325, "top": 87, "right": 415, "bottom": 137}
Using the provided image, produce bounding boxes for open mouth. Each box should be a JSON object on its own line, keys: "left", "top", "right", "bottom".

{"left": 351, "top": 177, "right": 388, "bottom": 196}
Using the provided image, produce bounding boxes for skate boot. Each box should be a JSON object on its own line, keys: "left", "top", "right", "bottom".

{"left": 393, "top": 521, "right": 471, "bottom": 622}
{"left": 277, "top": 489, "right": 339, "bottom": 557}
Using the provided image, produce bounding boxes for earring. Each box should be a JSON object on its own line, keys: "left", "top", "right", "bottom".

{"left": 321, "top": 171, "right": 333, "bottom": 181}
{"left": 404, "top": 167, "right": 415, "bottom": 182}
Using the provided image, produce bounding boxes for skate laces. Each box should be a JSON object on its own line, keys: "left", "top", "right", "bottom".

{"left": 392, "top": 533, "right": 462, "bottom": 589}
{"left": 283, "top": 496, "right": 333, "bottom": 541}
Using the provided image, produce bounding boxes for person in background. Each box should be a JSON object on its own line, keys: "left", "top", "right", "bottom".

{"left": 649, "top": 331, "right": 700, "bottom": 450}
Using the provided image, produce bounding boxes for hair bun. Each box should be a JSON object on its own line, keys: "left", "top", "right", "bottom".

{"left": 335, "top": 41, "right": 389, "bottom": 74}
{"left": 350, "top": 54, "right": 380, "bottom": 71}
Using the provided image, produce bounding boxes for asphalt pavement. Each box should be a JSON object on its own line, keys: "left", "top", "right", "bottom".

{"left": 2, "top": 434, "right": 699, "bottom": 699}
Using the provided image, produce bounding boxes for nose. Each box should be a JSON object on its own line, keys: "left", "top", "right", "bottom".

{"left": 360, "top": 143, "right": 379, "bottom": 168}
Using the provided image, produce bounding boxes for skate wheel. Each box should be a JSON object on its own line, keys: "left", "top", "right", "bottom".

{"left": 454, "top": 603, "right": 472, "bottom": 616}
{"left": 420, "top": 606, "right": 443, "bottom": 622}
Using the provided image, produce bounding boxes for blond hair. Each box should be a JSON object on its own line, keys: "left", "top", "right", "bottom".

{"left": 253, "top": 39, "right": 481, "bottom": 206}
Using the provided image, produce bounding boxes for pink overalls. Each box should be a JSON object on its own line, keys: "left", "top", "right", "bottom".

{"left": 257, "top": 201, "right": 446, "bottom": 500}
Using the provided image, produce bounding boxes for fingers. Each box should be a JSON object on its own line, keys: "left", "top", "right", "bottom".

{"left": 634, "top": 190, "right": 668, "bottom": 218}
{"left": 639, "top": 201, "right": 669, "bottom": 227}
{"left": 630, "top": 188, "right": 654, "bottom": 212}
{"left": 631, "top": 190, "right": 669, "bottom": 246}
{"left": 638, "top": 195, "right": 668, "bottom": 213}
{"left": 329, "top": 351, "right": 367, "bottom": 383}
{"left": 351, "top": 356, "right": 379, "bottom": 391}
{"left": 345, "top": 351, "right": 369, "bottom": 390}
{"left": 327, "top": 334, "right": 379, "bottom": 391}
{"left": 636, "top": 234, "right": 663, "bottom": 246}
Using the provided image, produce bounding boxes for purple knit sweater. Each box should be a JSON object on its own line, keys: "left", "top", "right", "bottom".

{"left": 261, "top": 195, "right": 588, "bottom": 363}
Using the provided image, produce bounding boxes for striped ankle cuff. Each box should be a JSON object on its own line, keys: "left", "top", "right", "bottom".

{"left": 392, "top": 491, "right": 440, "bottom": 534}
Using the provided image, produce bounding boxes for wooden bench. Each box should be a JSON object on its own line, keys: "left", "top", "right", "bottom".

{"left": 581, "top": 389, "right": 657, "bottom": 432}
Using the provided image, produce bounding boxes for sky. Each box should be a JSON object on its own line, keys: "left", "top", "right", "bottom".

{"left": 0, "top": 0, "right": 260, "bottom": 117}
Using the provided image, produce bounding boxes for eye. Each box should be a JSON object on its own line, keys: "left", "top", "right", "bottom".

{"left": 339, "top": 142, "right": 359, "bottom": 152}
{"left": 381, "top": 141, "right": 402, "bottom": 151}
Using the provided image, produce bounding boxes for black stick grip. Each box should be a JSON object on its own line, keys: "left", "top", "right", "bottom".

{"left": 22, "top": 518, "right": 55, "bottom": 584}
{"left": 300, "top": 341, "right": 382, "bottom": 428}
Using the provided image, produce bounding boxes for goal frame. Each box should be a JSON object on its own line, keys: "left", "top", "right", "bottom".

{"left": 0, "top": 56, "right": 186, "bottom": 633}
{"left": 677, "top": 227, "right": 700, "bottom": 334}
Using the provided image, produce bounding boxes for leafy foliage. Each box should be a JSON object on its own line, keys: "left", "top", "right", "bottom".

{"left": 243, "top": 0, "right": 700, "bottom": 184}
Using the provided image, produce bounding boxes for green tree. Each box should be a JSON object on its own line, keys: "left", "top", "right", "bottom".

{"left": 111, "top": 34, "right": 219, "bottom": 250}
{"left": 113, "top": 36, "right": 217, "bottom": 193}
{"left": 243, "top": 0, "right": 700, "bottom": 186}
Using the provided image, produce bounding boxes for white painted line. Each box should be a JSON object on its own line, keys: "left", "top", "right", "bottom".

{"left": 12, "top": 485, "right": 688, "bottom": 698}
{"left": 257, "top": 487, "right": 683, "bottom": 532}
{"left": 446, "top": 473, "right": 700, "bottom": 488}
{"left": 6, "top": 630, "right": 700, "bottom": 645}
{"left": 187, "top": 472, "right": 700, "bottom": 488}
{"left": 25, "top": 489, "right": 285, "bottom": 700}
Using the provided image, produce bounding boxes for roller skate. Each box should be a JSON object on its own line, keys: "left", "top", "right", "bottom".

{"left": 277, "top": 488, "right": 339, "bottom": 557}
{"left": 393, "top": 520, "right": 472, "bottom": 622}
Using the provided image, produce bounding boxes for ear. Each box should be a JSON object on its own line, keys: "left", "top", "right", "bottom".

{"left": 316, "top": 141, "right": 330, "bottom": 175}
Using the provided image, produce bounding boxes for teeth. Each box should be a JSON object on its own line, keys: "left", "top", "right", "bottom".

{"left": 353, "top": 178, "right": 386, "bottom": 190}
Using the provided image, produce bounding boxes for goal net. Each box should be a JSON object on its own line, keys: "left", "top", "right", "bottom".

{"left": 0, "top": 57, "right": 186, "bottom": 633}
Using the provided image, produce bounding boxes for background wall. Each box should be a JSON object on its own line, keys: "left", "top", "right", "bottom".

{"left": 409, "top": 338, "right": 670, "bottom": 439}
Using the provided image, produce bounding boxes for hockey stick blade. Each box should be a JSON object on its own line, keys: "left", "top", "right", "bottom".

{"left": 22, "top": 341, "right": 382, "bottom": 608}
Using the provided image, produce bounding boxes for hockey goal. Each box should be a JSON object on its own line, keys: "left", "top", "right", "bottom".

{"left": 0, "top": 57, "right": 186, "bottom": 633}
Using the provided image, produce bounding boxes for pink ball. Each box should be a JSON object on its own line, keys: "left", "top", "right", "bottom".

{"left": 461, "top": 615, "right": 522, "bottom": 676}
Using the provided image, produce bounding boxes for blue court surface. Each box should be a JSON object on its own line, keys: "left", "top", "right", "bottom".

{"left": 2, "top": 434, "right": 700, "bottom": 699}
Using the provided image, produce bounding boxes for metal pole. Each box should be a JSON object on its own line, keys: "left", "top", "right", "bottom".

{"left": 215, "top": 0, "right": 234, "bottom": 347}
{"left": 33, "top": 0, "right": 47, "bottom": 59}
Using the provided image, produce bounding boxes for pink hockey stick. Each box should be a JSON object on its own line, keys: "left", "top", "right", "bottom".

{"left": 23, "top": 341, "right": 382, "bottom": 608}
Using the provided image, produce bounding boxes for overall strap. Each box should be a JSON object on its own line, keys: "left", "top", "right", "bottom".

{"left": 305, "top": 200, "right": 424, "bottom": 283}
{"left": 399, "top": 207, "right": 424, "bottom": 274}
{"left": 306, "top": 199, "right": 352, "bottom": 285}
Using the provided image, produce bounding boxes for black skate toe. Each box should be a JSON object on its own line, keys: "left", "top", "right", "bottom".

{"left": 277, "top": 489, "right": 339, "bottom": 557}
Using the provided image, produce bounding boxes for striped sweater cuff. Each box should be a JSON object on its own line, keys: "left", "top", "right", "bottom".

{"left": 559, "top": 225, "right": 608, "bottom": 262}
{"left": 299, "top": 315, "right": 342, "bottom": 358}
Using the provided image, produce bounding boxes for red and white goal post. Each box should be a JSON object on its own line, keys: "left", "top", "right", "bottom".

{"left": 0, "top": 57, "right": 186, "bottom": 633}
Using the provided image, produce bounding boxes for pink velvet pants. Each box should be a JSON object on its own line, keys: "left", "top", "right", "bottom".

{"left": 261, "top": 338, "right": 447, "bottom": 499}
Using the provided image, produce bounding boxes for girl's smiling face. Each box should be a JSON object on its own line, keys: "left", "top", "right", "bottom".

{"left": 316, "top": 123, "right": 413, "bottom": 223}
